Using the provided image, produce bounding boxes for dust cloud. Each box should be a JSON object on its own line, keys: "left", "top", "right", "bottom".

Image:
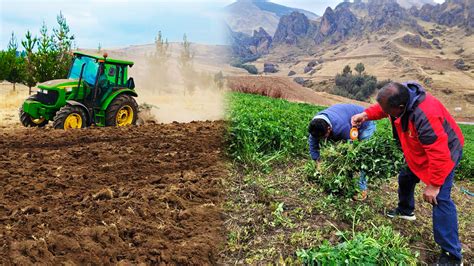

{"left": 106, "top": 44, "right": 227, "bottom": 124}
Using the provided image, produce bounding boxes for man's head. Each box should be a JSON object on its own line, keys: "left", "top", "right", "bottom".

{"left": 376, "top": 82, "right": 410, "bottom": 118}
{"left": 308, "top": 118, "right": 331, "bottom": 139}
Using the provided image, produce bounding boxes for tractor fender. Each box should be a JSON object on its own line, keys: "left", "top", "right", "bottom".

{"left": 101, "top": 89, "right": 138, "bottom": 111}
{"left": 66, "top": 100, "right": 92, "bottom": 125}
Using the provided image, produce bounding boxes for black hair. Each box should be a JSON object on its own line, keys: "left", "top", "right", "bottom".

{"left": 376, "top": 82, "right": 409, "bottom": 108}
{"left": 308, "top": 118, "right": 329, "bottom": 138}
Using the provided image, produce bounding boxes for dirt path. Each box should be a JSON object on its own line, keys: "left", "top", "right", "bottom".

{"left": 0, "top": 121, "right": 227, "bottom": 265}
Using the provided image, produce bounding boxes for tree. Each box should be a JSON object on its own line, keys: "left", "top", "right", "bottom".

{"left": 36, "top": 21, "right": 57, "bottom": 82}
{"left": 147, "top": 30, "right": 171, "bottom": 92}
{"left": 342, "top": 65, "right": 352, "bottom": 76}
{"left": 179, "top": 33, "right": 194, "bottom": 71}
{"left": 333, "top": 65, "right": 377, "bottom": 101}
{"left": 53, "top": 11, "right": 74, "bottom": 78}
{"left": 153, "top": 31, "right": 171, "bottom": 62}
{"left": 179, "top": 34, "right": 196, "bottom": 94}
{"left": 214, "top": 71, "right": 225, "bottom": 90}
{"left": 355, "top": 62, "right": 365, "bottom": 75}
{"left": 97, "top": 43, "right": 102, "bottom": 53}
{"left": 5, "top": 32, "right": 24, "bottom": 91}
{"left": 21, "top": 30, "right": 38, "bottom": 94}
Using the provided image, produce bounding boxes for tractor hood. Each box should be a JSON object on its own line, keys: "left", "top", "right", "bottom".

{"left": 37, "top": 79, "right": 80, "bottom": 90}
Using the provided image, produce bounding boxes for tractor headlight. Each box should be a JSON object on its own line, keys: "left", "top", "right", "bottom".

{"left": 65, "top": 87, "right": 73, "bottom": 92}
{"left": 42, "top": 89, "right": 48, "bottom": 94}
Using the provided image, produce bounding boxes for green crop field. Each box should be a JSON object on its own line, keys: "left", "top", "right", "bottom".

{"left": 222, "top": 92, "right": 474, "bottom": 265}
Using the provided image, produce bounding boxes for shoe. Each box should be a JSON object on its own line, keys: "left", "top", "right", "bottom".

{"left": 352, "top": 190, "right": 368, "bottom": 201}
{"left": 386, "top": 208, "right": 416, "bottom": 221}
{"left": 437, "top": 250, "right": 463, "bottom": 266}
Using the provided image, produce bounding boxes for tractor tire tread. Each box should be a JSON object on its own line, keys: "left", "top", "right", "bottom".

{"left": 105, "top": 94, "right": 138, "bottom": 126}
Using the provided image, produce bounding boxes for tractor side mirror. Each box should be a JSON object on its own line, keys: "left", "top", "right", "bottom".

{"left": 126, "top": 78, "right": 135, "bottom": 90}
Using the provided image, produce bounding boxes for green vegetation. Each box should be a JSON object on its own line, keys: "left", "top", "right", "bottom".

{"left": 305, "top": 122, "right": 403, "bottom": 197}
{"left": 458, "top": 124, "right": 474, "bottom": 181}
{"left": 224, "top": 92, "right": 473, "bottom": 264}
{"left": 0, "top": 12, "right": 74, "bottom": 93}
{"left": 227, "top": 92, "right": 323, "bottom": 166}
{"left": 297, "top": 225, "right": 418, "bottom": 265}
{"left": 333, "top": 64, "right": 379, "bottom": 101}
{"left": 230, "top": 62, "right": 258, "bottom": 74}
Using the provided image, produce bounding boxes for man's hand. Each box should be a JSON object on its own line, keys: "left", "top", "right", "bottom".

{"left": 423, "top": 184, "right": 441, "bottom": 205}
{"left": 351, "top": 112, "right": 368, "bottom": 127}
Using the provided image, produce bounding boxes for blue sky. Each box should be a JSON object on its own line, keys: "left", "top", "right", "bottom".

{"left": 0, "top": 0, "right": 445, "bottom": 50}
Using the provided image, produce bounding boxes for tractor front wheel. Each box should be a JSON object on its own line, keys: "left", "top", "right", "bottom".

{"left": 105, "top": 94, "right": 138, "bottom": 127}
{"left": 53, "top": 105, "right": 87, "bottom": 130}
{"left": 19, "top": 108, "right": 48, "bottom": 127}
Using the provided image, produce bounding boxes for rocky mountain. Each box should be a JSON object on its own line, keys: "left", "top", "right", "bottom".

{"left": 411, "top": 0, "right": 474, "bottom": 33}
{"left": 314, "top": 4, "right": 359, "bottom": 44}
{"left": 224, "top": 0, "right": 318, "bottom": 36}
{"left": 273, "top": 11, "right": 313, "bottom": 45}
{"left": 229, "top": 0, "right": 473, "bottom": 62}
{"left": 398, "top": 0, "right": 437, "bottom": 8}
{"left": 361, "top": 0, "right": 437, "bottom": 8}
{"left": 227, "top": 25, "right": 273, "bottom": 62}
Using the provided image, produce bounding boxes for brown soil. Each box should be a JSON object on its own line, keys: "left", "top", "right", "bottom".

{"left": 226, "top": 76, "right": 369, "bottom": 107}
{"left": 0, "top": 121, "right": 227, "bottom": 265}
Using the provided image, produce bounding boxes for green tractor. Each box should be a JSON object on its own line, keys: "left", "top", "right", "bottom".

{"left": 19, "top": 52, "right": 139, "bottom": 130}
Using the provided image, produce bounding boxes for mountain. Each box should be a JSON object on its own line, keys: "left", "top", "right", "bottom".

{"left": 273, "top": 11, "right": 312, "bottom": 45}
{"left": 224, "top": 0, "right": 319, "bottom": 36}
{"left": 412, "top": 0, "right": 474, "bottom": 33}
{"left": 360, "top": 0, "right": 437, "bottom": 8}
{"left": 314, "top": 4, "right": 359, "bottom": 44}
{"left": 226, "top": 25, "right": 273, "bottom": 62}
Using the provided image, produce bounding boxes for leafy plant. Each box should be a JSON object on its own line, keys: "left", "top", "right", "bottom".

{"left": 305, "top": 119, "right": 404, "bottom": 197}
{"left": 458, "top": 124, "right": 474, "bottom": 181}
{"left": 227, "top": 92, "right": 324, "bottom": 167}
{"left": 270, "top": 202, "right": 294, "bottom": 228}
{"left": 297, "top": 225, "right": 418, "bottom": 265}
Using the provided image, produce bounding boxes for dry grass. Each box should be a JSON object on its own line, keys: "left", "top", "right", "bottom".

{"left": 0, "top": 83, "right": 29, "bottom": 128}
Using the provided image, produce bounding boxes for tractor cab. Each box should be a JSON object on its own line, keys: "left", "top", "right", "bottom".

{"left": 20, "top": 52, "right": 139, "bottom": 129}
{"left": 68, "top": 52, "right": 136, "bottom": 103}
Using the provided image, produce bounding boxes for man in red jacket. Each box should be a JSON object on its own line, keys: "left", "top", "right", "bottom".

{"left": 352, "top": 82, "right": 464, "bottom": 264}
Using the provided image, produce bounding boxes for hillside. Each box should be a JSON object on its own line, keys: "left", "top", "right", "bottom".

{"left": 224, "top": 0, "right": 318, "bottom": 36}
{"left": 228, "top": 0, "right": 474, "bottom": 121}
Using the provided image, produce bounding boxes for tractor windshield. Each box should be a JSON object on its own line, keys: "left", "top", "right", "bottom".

{"left": 68, "top": 56, "right": 99, "bottom": 85}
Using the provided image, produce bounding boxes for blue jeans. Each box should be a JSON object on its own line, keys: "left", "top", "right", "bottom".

{"left": 397, "top": 151, "right": 463, "bottom": 259}
{"left": 358, "top": 121, "right": 376, "bottom": 191}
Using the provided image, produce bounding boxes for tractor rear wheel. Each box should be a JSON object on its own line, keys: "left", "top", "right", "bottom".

{"left": 105, "top": 94, "right": 138, "bottom": 127}
{"left": 19, "top": 108, "right": 48, "bottom": 127}
{"left": 53, "top": 105, "right": 87, "bottom": 130}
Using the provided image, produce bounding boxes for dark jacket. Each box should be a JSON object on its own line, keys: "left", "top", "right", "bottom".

{"left": 309, "top": 104, "right": 372, "bottom": 160}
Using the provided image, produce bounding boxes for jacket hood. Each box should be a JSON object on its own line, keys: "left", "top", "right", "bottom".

{"left": 399, "top": 81, "right": 426, "bottom": 131}
{"left": 403, "top": 81, "right": 426, "bottom": 112}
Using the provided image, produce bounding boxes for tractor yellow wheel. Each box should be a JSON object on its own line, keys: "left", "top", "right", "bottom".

{"left": 53, "top": 105, "right": 87, "bottom": 130}
{"left": 64, "top": 113, "right": 83, "bottom": 129}
{"left": 116, "top": 105, "right": 134, "bottom": 126}
{"left": 19, "top": 108, "right": 48, "bottom": 127}
{"left": 32, "top": 117, "right": 46, "bottom": 125}
{"left": 105, "top": 95, "right": 138, "bottom": 127}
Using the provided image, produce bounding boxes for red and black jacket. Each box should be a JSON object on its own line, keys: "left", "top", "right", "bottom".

{"left": 365, "top": 82, "right": 464, "bottom": 186}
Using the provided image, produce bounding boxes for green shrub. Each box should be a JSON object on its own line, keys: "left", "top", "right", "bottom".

{"left": 227, "top": 92, "right": 323, "bottom": 166}
{"left": 304, "top": 120, "right": 403, "bottom": 197}
{"left": 458, "top": 124, "right": 474, "bottom": 181}
{"left": 297, "top": 225, "right": 418, "bottom": 265}
{"left": 231, "top": 62, "right": 258, "bottom": 74}
{"left": 333, "top": 65, "right": 377, "bottom": 101}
